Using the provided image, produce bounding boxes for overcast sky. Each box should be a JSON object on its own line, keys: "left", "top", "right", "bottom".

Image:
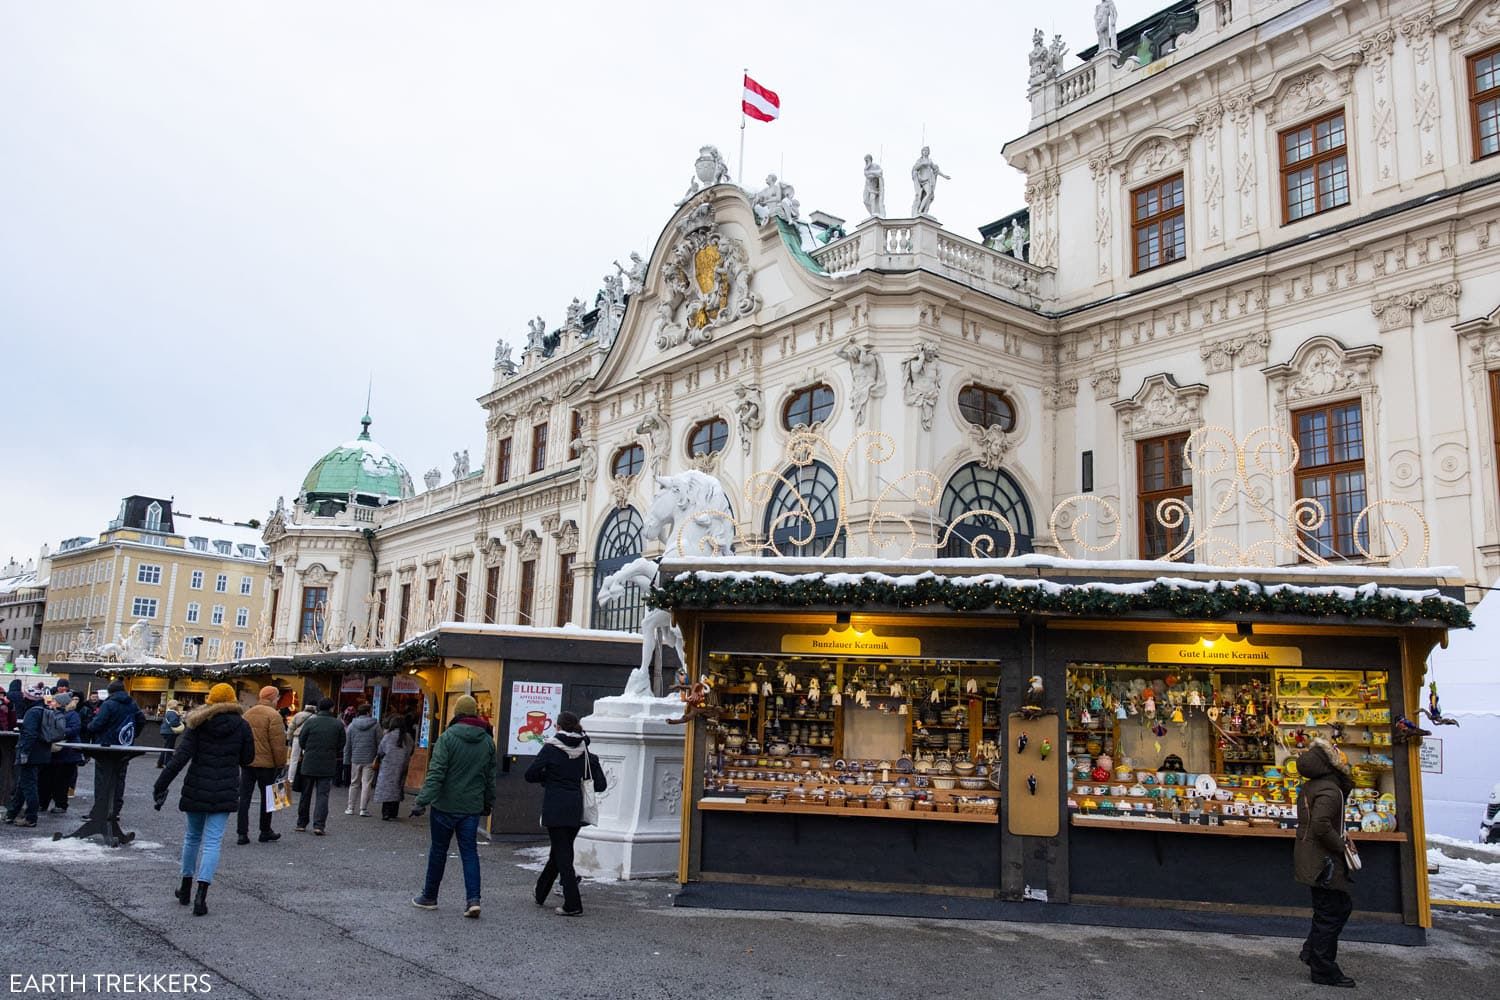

{"left": 0, "top": 0, "right": 1162, "bottom": 566}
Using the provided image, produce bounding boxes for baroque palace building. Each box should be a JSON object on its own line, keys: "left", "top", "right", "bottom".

{"left": 264, "top": 0, "right": 1500, "bottom": 653}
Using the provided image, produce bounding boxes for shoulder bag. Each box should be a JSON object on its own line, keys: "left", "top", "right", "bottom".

{"left": 579, "top": 751, "right": 600, "bottom": 826}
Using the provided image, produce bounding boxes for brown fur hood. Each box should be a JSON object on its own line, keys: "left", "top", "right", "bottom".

{"left": 185, "top": 701, "right": 245, "bottom": 729}
{"left": 1299, "top": 736, "right": 1352, "bottom": 779}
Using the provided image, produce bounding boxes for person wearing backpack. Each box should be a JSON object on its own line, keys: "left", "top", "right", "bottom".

{"left": 159, "top": 700, "right": 185, "bottom": 768}
{"left": 42, "top": 693, "right": 84, "bottom": 813}
{"left": 88, "top": 679, "right": 147, "bottom": 821}
{"left": 4, "top": 693, "right": 63, "bottom": 827}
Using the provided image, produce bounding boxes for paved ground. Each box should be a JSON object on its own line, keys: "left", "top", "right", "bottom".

{"left": 1, "top": 768, "right": 1497, "bottom": 1000}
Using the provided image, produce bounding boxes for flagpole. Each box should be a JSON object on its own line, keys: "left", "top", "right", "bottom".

{"left": 737, "top": 67, "right": 747, "bottom": 185}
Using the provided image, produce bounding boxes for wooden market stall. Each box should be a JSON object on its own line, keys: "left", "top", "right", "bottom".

{"left": 661, "top": 557, "right": 1469, "bottom": 943}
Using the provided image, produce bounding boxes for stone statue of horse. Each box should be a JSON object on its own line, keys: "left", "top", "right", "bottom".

{"left": 643, "top": 471, "right": 735, "bottom": 557}
{"left": 596, "top": 557, "right": 684, "bottom": 698}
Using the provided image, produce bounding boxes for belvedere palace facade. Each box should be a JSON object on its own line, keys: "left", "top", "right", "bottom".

{"left": 263, "top": 0, "right": 1500, "bottom": 653}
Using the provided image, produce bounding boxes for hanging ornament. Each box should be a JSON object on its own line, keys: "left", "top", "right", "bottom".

{"left": 1116, "top": 703, "right": 1128, "bottom": 720}
{"left": 1170, "top": 706, "right": 1185, "bottom": 724}
{"left": 1081, "top": 708, "right": 1094, "bottom": 727}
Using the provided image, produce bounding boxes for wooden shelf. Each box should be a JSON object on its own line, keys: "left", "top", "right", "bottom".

{"left": 1071, "top": 815, "right": 1408, "bottom": 841}
{"left": 699, "top": 798, "right": 998, "bottom": 824}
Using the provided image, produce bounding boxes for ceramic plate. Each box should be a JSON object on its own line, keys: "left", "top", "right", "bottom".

{"left": 1194, "top": 774, "right": 1218, "bottom": 798}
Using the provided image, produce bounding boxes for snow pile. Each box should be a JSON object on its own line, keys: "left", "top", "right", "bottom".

{"left": 0, "top": 839, "right": 163, "bottom": 865}
{"left": 1427, "top": 846, "right": 1500, "bottom": 904}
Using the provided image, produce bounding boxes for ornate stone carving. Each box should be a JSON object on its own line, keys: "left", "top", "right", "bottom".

{"left": 636, "top": 408, "right": 669, "bottom": 476}
{"left": 900, "top": 342, "right": 942, "bottom": 430}
{"left": 486, "top": 410, "right": 516, "bottom": 435}
{"left": 1265, "top": 337, "right": 1382, "bottom": 404}
{"left": 969, "top": 423, "right": 1014, "bottom": 470}
{"left": 1265, "top": 69, "right": 1349, "bottom": 126}
{"left": 529, "top": 397, "right": 552, "bottom": 424}
{"left": 1200, "top": 331, "right": 1271, "bottom": 373}
{"left": 565, "top": 297, "right": 586, "bottom": 330}
{"left": 750, "top": 174, "right": 799, "bottom": 225}
{"left": 1089, "top": 367, "right": 1122, "bottom": 399}
{"left": 518, "top": 530, "right": 541, "bottom": 562}
{"left": 1113, "top": 374, "right": 1209, "bottom": 434}
{"left": 1090, "top": 152, "right": 1112, "bottom": 277}
{"left": 652, "top": 199, "right": 757, "bottom": 350}
{"left": 677, "top": 144, "right": 731, "bottom": 205}
{"left": 1452, "top": 1, "right": 1500, "bottom": 45}
{"left": 541, "top": 513, "right": 560, "bottom": 539}
{"left": 423, "top": 468, "right": 441, "bottom": 491}
{"left": 303, "top": 563, "right": 332, "bottom": 586}
{"left": 1043, "top": 379, "right": 1080, "bottom": 410}
{"left": 525, "top": 316, "right": 547, "bottom": 355}
{"left": 494, "top": 339, "right": 513, "bottom": 371}
{"left": 1128, "top": 136, "right": 1186, "bottom": 181}
{"left": 609, "top": 474, "right": 638, "bottom": 510}
{"left": 1359, "top": 26, "right": 1397, "bottom": 83}
{"left": 575, "top": 439, "right": 598, "bottom": 481}
{"left": 1414, "top": 281, "right": 1462, "bottom": 321}
{"left": 557, "top": 520, "right": 579, "bottom": 555}
{"left": 835, "top": 339, "right": 886, "bottom": 426}
{"left": 614, "top": 252, "right": 648, "bottom": 295}
{"left": 732, "top": 382, "right": 764, "bottom": 454}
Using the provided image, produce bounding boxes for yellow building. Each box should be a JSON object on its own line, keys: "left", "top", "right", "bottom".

{"left": 39, "top": 495, "right": 271, "bottom": 670}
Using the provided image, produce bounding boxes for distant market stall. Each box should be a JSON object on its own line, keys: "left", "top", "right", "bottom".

{"left": 662, "top": 556, "right": 1468, "bottom": 943}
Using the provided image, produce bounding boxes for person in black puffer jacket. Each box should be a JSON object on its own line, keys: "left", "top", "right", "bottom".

{"left": 525, "top": 711, "right": 607, "bottom": 917}
{"left": 153, "top": 683, "right": 253, "bottom": 916}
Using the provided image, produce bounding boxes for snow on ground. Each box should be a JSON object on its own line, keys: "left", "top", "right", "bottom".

{"left": 1428, "top": 847, "right": 1500, "bottom": 903}
{"left": 511, "top": 844, "right": 619, "bottom": 884}
{"left": 1430, "top": 833, "right": 1500, "bottom": 859}
{"left": 0, "top": 839, "right": 164, "bottom": 864}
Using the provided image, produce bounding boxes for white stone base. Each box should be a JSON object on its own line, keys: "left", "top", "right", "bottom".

{"left": 573, "top": 704, "right": 686, "bottom": 881}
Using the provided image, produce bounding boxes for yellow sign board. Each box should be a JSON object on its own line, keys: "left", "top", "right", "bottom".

{"left": 780, "top": 627, "right": 921, "bottom": 657}
{"left": 1147, "top": 635, "right": 1303, "bottom": 667}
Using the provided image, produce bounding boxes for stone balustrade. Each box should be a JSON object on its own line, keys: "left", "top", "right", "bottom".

{"left": 812, "top": 217, "right": 1050, "bottom": 305}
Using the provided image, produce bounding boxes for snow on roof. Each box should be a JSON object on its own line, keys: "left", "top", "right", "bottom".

{"left": 0, "top": 571, "right": 43, "bottom": 596}
{"left": 409, "top": 621, "right": 642, "bottom": 644}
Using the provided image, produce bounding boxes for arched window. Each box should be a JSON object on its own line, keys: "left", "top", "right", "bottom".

{"left": 688, "top": 418, "right": 729, "bottom": 457}
{"left": 593, "top": 507, "right": 644, "bottom": 631}
{"left": 763, "top": 461, "right": 845, "bottom": 557}
{"left": 611, "top": 444, "right": 645, "bottom": 478}
{"left": 145, "top": 501, "right": 163, "bottom": 532}
{"left": 938, "top": 464, "right": 1034, "bottom": 557}
{"left": 782, "top": 384, "right": 835, "bottom": 429}
{"left": 958, "top": 385, "right": 1016, "bottom": 431}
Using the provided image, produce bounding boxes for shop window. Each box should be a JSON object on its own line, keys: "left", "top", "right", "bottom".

{"left": 518, "top": 559, "right": 536, "bottom": 626}
{"left": 688, "top": 417, "right": 729, "bottom": 457}
{"left": 531, "top": 422, "right": 549, "bottom": 473}
{"left": 593, "top": 506, "right": 644, "bottom": 632}
{"left": 1131, "top": 173, "right": 1186, "bottom": 274}
{"left": 957, "top": 385, "right": 1016, "bottom": 431}
{"left": 782, "top": 384, "right": 834, "bottom": 430}
{"left": 938, "top": 464, "right": 1034, "bottom": 557}
{"left": 1472, "top": 44, "right": 1500, "bottom": 161}
{"left": 763, "top": 460, "right": 845, "bottom": 557}
{"left": 1293, "top": 400, "right": 1367, "bottom": 559}
{"left": 453, "top": 573, "right": 468, "bottom": 623}
{"left": 1280, "top": 111, "right": 1349, "bottom": 222}
{"left": 398, "top": 583, "right": 411, "bottom": 640}
{"left": 497, "top": 437, "right": 513, "bottom": 484}
{"left": 1137, "top": 433, "right": 1192, "bottom": 560}
{"left": 612, "top": 444, "right": 645, "bottom": 479}
{"left": 299, "top": 587, "right": 327, "bottom": 642}
{"left": 483, "top": 567, "right": 499, "bottom": 624}
{"left": 556, "top": 553, "right": 575, "bottom": 627}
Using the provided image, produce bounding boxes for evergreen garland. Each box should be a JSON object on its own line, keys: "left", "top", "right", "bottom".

{"left": 650, "top": 572, "right": 1471, "bottom": 629}
{"left": 89, "top": 635, "right": 442, "bottom": 681}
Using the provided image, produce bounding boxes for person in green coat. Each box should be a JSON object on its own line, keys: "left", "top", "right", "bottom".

{"left": 411, "top": 695, "right": 495, "bottom": 918}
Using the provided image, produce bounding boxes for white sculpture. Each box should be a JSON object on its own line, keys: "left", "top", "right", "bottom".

{"left": 99, "top": 619, "right": 165, "bottom": 664}
{"left": 751, "top": 174, "right": 799, "bottom": 225}
{"left": 910, "top": 146, "right": 950, "bottom": 217}
{"left": 494, "top": 339, "right": 513, "bottom": 369}
{"left": 677, "top": 144, "right": 731, "bottom": 205}
{"left": 1028, "top": 29, "right": 1051, "bottom": 87}
{"left": 901, "top": 342, "right": 942, "bottom": 431}
{"left": 574, "top": 438, "right": 598, "bottom": 481}
{"left": 424, "top": 468, "right": 442, "bottom": 491}
{"left": 732, "top": 382, "right": 764, "bottom": 455}
{"left": 615, "top": 252, "right": 648, "bottom": 295}
{"left": 1095, "top": 0, "right": 1118, "bottom": 52}
{"left": 1009, "top": 219, "right": 1028, "bottom": 260}
{"left": 836, "top": 339, "right": 886, "bottom": 426}
{"left": 565, "top": 297, "right": 586, "bottom": 330}
{"left": 452, "top": 450, "right": 470, "bottom": 479}
{"left": 596, "top": 557, "right": 684, "bottom": 699}
{"left": 653, "top": 200, "right": 757, "bottom": 350}
{"left": 642, "top": 471, "right": 736, "bottom": 557}
{"left": 1049, "top": 34, "right": 1068, "bottom": 76}
{"left": 862, "top": 154, "right": 885, "bottom": 218}
{"left": 636, "top": 411, "right": 668, "bottom": 475}
{"left": 525, "top": 316, "right": 547, "bottom": 354}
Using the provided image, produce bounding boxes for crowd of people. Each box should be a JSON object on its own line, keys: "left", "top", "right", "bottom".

{"left": 2, "top": 678, "right": 607, "bottom": 922}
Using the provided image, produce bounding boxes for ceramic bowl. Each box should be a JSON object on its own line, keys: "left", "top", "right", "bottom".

{"left": 958, "top": 777, "right": 988, "bottom": 790}
{"left": 953, "top": 761, "right": 977, "bottom": 777}
{"left": 932, "top": 776, "right": 958, "bottom": 789}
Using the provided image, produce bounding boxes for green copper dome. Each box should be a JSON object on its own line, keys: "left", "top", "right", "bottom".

{"left": 300, "top": 414, "right": 415, "bottom": 505}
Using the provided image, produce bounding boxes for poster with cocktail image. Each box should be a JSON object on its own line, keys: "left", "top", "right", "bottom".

{"left": 507, "top": 680, "right": 563, "bottom": 755}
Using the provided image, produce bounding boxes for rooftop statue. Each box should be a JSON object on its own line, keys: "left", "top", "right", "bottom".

{"left": 525, "top": 316, "right": 547, "bottom": 354}
{"left": 1095, "top": 0, "right": 1118, "bottom": 52}
{"left": 615, "top": 252, "right": 648, "bottom": 295}
{"left": 862, "top": 154, "right": 885, "bottom": 218}
{"left": 910, "top": 146, "right": 950, "bottom": 217}
{"left": 751, "top": 173, "right": 799, "bottom": 225}
{"left": 677, "top": 144, "right": 731, "bottom": 205}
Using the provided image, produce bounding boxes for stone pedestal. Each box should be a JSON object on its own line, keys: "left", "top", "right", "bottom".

{"left": 574, "top": 696, "right": 686, "bottom": 880}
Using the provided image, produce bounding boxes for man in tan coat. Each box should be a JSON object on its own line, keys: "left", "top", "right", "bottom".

{"left": 237, "top": 686, "right": 289, "bottom": 845}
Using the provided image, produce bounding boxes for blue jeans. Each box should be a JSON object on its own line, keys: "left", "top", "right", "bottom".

{"left": 421, "top": 809, "right": 480, "bottom": 904}
{"left": 180, "top": 812, "right": 230, "bottom": 883}
{"left": 6, "top": 763, "right": 40, "bottom": 822}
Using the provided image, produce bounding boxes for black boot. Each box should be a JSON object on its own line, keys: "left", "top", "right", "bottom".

{"left": 175, "top": 876, "right": 193, "bottom": 906}
{"left": 192, "top": 881, "right": 209, "bottom": 916}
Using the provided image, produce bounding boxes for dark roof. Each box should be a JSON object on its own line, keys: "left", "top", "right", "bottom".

{"left": 118, "top": 495, "right": 175, "bottom": 534}
{"left": 979, "top": 208, "right": 1029, "bottom": 241}
{"left": 1077, "top": 0, "right": 1198, "bottom": 62}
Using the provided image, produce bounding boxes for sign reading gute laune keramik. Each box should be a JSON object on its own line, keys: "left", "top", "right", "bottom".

{"left": 1146, "top": 636, "right": 1303, "bottom": 667}
{"left": 781, "top": 627, "right": 921, "bottom": 657}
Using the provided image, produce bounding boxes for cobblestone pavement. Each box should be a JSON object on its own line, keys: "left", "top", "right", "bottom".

{"left": 1, "top": 769, "right": 1496, "bottom": 1000}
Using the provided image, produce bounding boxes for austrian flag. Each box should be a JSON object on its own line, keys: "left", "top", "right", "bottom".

{"left": 742, "top": 74, "right": 780, "bottom": 122}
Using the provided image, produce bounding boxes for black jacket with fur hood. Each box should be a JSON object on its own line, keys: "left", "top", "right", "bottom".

{"left": 1294, "top": 737, "right": 1355, "bottom": 891}
{"left": 153, "top": 702, "right": 255, "bottom": 813}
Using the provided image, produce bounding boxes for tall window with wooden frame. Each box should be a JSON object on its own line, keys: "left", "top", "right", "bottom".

{"left": 1280, "top": 110, "right": 1350, "bottom": 222}
{"left": 518, "top": 559, "right": 536, "bottom": 626}
{"left": 453, "top": 573, "right": 468, "bottom": 623}
{"left": 1472, "top": 44, "right": 1500, "bottom": 161}
{"left": 1136, "top": 433, "right": 1192, "bottom": 560}
{"left": 1293, "top": 400, "right": 1368, "bottom": 559}
{"left": 483, "top": 566, "right": 499, "bottom": 624}
{"left": 1131, "top": 173, "right": 1186, "bottom": 274}
{"left": 568, "top": 410, "right": 585, "bottom": 460}
{"left": 375, "top": 587, "right": 387, "bottom": 641}
{"left": 299, "top": 586, "right": 328, "bottom": 643}
{"left": 425, "top": 577, "right": 438, "bottom": 622}
{"left": 555, "top": 553, "right": 575, "bottom": 628}
{"left": 497, "top": 437, "right": 513, "bottom": 484}
{"left": 398, "top": 583, "right": 411, "bottom": 641}
{"left": 531, "top": 422, "right": 548, "bottom": 473}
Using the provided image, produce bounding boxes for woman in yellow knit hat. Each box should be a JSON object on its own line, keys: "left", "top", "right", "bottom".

{"left": 153, "top": 683, "right": 254, "bottom": 916}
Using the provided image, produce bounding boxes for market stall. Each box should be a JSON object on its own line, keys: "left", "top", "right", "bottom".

{"left": 662, "top": 557, "right": 1468, "bottom": 940}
